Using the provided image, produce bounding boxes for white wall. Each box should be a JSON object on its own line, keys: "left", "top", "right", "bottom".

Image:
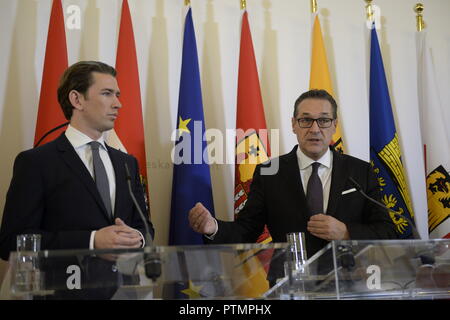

{"left": 1, "top": 0, "right": 449, "bottom": 245}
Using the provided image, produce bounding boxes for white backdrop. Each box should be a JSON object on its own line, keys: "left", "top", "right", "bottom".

{"left": 1, "top": 0, "right": 449, "bottom": 246}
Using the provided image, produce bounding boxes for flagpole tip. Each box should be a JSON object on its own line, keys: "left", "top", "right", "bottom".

{"left": 240, "top": 0, "right": 246, "bottom": 10}
{"left": 185, "top": 0, "right": 190, "bottom": 6}
{"left": 311, "top": 0, "right": 318, "bottom": 13}
{"left": 414, "top": 3, "right": 425, "bottom": 32}
{"left": 365, "top": 0, "right": 374, "bottom": 23}
{"left": 414, "top": 3, "right": 424, "bottom": 14}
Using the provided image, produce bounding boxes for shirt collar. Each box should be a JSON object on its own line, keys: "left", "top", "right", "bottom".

{"left": 297, "top": 146, "right": 332, "bottom": 170}
{"left": 65, "top": 125, "right": 107, "bottom": 150}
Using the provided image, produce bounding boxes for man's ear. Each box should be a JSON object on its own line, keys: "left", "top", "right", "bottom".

{"left": 291, "top": 117, "right": 296, "bottom": 133}
{"left": 68, "top": 90, "right": 83, "bottom": 111}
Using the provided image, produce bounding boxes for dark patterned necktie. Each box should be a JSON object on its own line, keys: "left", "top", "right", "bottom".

{"left": 306, "top": 162, "right": 323, "bottom": 216}
{"left": 90, "top": 141, "right": 112, "bottom": 218}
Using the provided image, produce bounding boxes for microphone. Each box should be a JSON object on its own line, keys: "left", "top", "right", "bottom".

{"left": 124, "top": 163, "right": 161, "bottom": 281}
{"left": 348, "top": 177, "right": 421, "bottom": 240}
{"left": 346, "top": 178, "right": 437, "bottom": 277}
{"left": 337, "top": 244, "right": 356, "bottom": 272}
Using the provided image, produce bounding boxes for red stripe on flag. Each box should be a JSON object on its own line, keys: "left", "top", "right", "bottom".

{"left": 115, "top": 0, "right": 149, "bottom": 195}
{"left": 236, "top": 11, "right": 270, "bottom": 154}
{"left": 235, "top": 11, "right": 271, "bottom": 244}
{"left": 34, "top": 0, "right": 68, "bottom": 147}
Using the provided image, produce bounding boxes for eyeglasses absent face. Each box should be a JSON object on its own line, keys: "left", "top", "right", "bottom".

{"left": 296, "top": 117, "right": 334, "bottom": 128}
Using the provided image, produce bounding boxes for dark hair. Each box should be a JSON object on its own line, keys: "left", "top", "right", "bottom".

{"left": 293, "top": 89, "right": 338, "bottom": 119}
{"left": 57, "top": 61, "right": 117, "bottom": 120}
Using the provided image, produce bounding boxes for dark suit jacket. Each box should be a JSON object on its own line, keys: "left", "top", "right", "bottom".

{"left": 0, "top": 133, "right": 154, "bottom": 261}
{"left": 211, "top": 145, "right": 397, "bottom": 258}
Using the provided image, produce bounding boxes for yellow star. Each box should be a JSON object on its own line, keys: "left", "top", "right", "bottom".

{"left": 181, "top": 280, "right": 202, "bottom": 299}
{"left": 178, "top": 116, "right": 191, "bottom": 137}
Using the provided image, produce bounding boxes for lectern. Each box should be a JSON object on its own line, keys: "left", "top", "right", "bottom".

{"left": 1, "top": 240, "right": 449, "bottom": 300}
{"left": 266, "top": 239, "right": 450, "bottom": 299}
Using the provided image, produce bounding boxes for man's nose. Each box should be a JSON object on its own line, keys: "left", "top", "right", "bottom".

{"left": 309, "top": 119, "right": 321, "bottom": 132}
{"left": 114, "top": 96, "right": 122, "bottom": 109}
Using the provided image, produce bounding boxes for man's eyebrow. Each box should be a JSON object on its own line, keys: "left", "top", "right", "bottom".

{"left": 299, "top": 112, "right": 331, "bottom": 116}
{"left": 101, "top": 88, "right": 120, "bottom": 95}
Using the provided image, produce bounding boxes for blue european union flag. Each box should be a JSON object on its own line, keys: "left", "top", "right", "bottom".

{"left": 369, "top": 26, "right": 415, "bottom": 238}
{"left": 169, "top": 8, "right": 215, "bottom": 245}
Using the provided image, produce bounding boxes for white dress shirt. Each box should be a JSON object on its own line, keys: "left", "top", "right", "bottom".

{"left": 207, "top": 147, "right": 335, "bottom": 239}
{"left": 65, "top": 125, "right": 116, "bottom": 249}
{"left": 297, "top": 147, "right": 333, "bottom": 213}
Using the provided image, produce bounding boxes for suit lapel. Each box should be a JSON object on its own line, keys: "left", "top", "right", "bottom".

{"left": 282, "top": 146, "right": 305, "bottom": 198}
{"left": 326, "top": 150, "right": 349, "bottom": 217}
{"left": 281, "top": 146, "right": 308, "bottom": 225}
{"left": 56, "top": 134, "right": 112, "bottom": 222}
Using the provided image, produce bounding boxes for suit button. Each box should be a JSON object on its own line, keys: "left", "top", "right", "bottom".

{"left": 112, "top": 264, "right": 118, "bottom": 272}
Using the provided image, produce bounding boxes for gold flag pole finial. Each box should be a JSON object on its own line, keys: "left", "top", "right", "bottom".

{"left": 185, "top": 0, "right": 190, "bottom": 6}
{"left": 365, "top": 0, "right": 374, "bottom": 23}
{"left": 414, "top": 3, "right": 425, "bottom": 32}
{"left": 241, "top": 0, "right": 246, "bottom": 10}
{"left": 311, "top": 0, "right": 318, "bottom": 13}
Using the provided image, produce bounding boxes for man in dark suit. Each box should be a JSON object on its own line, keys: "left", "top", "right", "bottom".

{"left": 0, "top": 61, "right": 153, "bottom": 262}
{"left": 188, "top": 89, "right": 397, "bottom": 259}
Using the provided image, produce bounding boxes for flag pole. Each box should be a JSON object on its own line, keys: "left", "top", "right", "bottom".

{"left": 241, "top": 0, "right": 246, "bottom": 10}
{"left": 311, "top": 0, "right": 317, "bottom": 14}
{"left": 184, "top": 0, "right": 190, "bottom": 6}
{"left": 414, "top": 3, "right": 424, "bottom": 32}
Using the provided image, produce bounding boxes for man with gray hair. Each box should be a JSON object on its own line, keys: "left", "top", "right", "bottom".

{"left": 189, "top": 89, "right": 396, "bottom": 257}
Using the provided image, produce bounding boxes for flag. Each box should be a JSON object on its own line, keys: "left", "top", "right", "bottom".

{"left": 107, "top": 0, "right": 149, "bottom": 202}
{"left": 34, "top": 0, "right": 68, "bottom": 147}
{"left": 369, "top": 26, "right": 415, "bottom": 238}
{"left": 169, "top": 7, "right": 215, "bottom": 245}
{"left": 309, "top": 12, "right": 344, "bottom": 153}
{"left": 161, "top": 250, "right": 232, "bottom": 299}
{"left": 235, "top": 11, "right": 272, "bottom": 244}
{"left": 234, "top": 9, "right": 273, "bottom": 298}
{"left": 416, "top": 31, "right": 450, "bottom": 239}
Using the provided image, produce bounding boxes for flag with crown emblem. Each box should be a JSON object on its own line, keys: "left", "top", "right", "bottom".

{"left": 369, "top": 26, "right": 415, "bottom": 238}
{"left": 233, "top": 9, "right": 273, "bottom": 298}
{"left": 416, "top": 30, "right": 450, "bottom": 239}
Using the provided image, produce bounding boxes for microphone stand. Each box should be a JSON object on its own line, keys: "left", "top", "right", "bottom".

{"left": 124, "top": 163, "right": 161, "bottom": 281}
{"left": 348, "top": 177, "right": 421, "bottom": 240}
{"left": 348, "top": 177, "right": 435, "bottom": 266}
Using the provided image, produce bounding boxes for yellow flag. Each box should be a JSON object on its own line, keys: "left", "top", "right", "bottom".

{"left": 309, "top": 14, "right": 345, "bottom": 153}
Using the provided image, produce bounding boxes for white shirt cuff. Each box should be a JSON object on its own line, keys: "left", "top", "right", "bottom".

{"left": 135, "top": 229, "right": 145, "bottom": 248}
{"left": 89, "top": 231, "right": 96, "bottom": 249}
{"left": 204, "top": 219, "right": 218, "bottom": 240}
{"left": 90, "top": 229, "right": 145, "bottom": 249}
